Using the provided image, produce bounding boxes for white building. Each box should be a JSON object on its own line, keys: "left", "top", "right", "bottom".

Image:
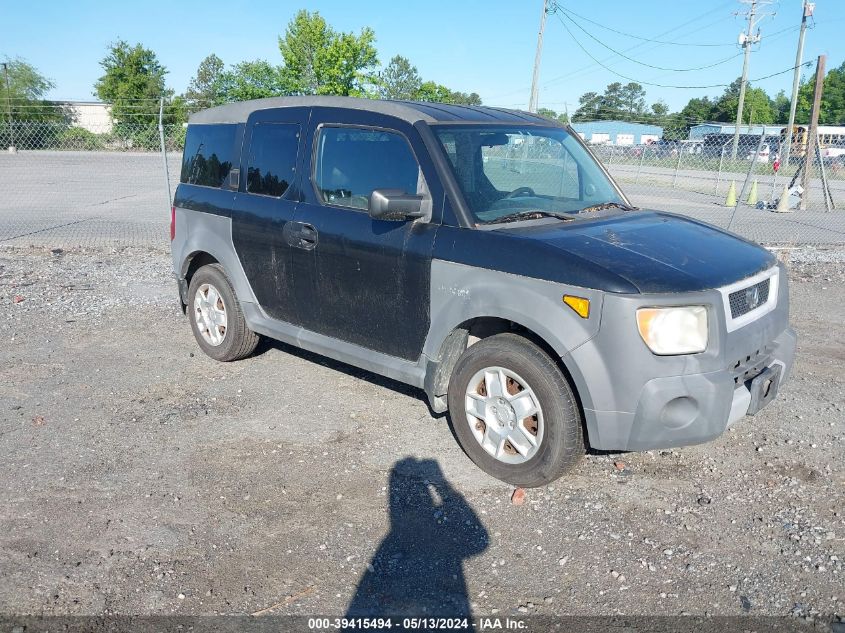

{"left": 55, "top": 101, "right": 113, "bottom": 133}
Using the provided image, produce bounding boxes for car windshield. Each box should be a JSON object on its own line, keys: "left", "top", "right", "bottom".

{"left": 433, "top": 125, "right": 627, "bottom": 224}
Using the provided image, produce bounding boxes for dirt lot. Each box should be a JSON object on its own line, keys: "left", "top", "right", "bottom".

{"left": 0, "top": 245, "right": 843, "bottom": 624}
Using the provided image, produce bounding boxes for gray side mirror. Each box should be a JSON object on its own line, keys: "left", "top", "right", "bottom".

{"left": 368, "top": 189, "right": 425, "bottom": 221}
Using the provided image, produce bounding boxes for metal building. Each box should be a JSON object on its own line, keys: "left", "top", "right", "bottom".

{"left": 687, "top": 123, "right": 784, "bottom": 140}
{"left": 569, "top": 121, "right": 663, "bottom": 145}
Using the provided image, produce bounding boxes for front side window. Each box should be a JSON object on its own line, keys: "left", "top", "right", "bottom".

{"left": 246, "top": 123, "right": 299, "bottom": 197}
{"left": 314, "top": 127, "right": 422, "bottom": 210}
{"left": 181, "top": 124, "right": 236, "bottom": 188}
{"left": 434, "top": 126, "right": 624, "bottom": 224}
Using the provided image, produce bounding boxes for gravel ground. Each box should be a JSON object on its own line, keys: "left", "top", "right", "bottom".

{"left": 0, "top": 245, "right": 843, "bottom": 625}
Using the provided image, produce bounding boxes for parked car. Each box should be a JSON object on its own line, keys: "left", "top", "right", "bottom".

{"left": 683, "top": 140, "right": 704, "bottom": 155}
{"left": 747, "top": 143, "right": 771, "bottom": 163}
{"left": 171, "top": 97, "right": 796, "bottom": 487}
{"left": 821, "top": 143, "right": 845, "bottom": 165}
{"left": 651, "top": 139, "right": 680, "bottom": 158}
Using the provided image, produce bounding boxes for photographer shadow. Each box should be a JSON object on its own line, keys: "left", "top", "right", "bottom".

{"left": 345, "top": 457, "right": 489, "bottom": 619}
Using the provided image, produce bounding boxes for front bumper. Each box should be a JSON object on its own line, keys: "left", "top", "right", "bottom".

{"left": 590, "top": 326, "right": 794, "bottom": 451}
{"left": 565, "top": 264, "right": 796, "bottom": 451}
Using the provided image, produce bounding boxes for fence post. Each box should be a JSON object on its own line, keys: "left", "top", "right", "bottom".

{"left": 2, "top": 62, "right": 16, "bottom": 153}
{"left": 607, "top": 144, "right": 616, "bottom": 166}
{"left": 672, "top": 146, "right": 683, "bottom": 189}
{"left": 816, "top": 142, "right": 834, "bottom": 211}
{"left": 158, "top": 97, "right": 173, "bottom": 208}
{"left": 635, "top": 145, "right": 647, "bottom": 184}
{"left": 715, "top": 146, "right": 724, "bottom": 195}
{"left": 738, "top": 130, "right": 766, "bottom": 204}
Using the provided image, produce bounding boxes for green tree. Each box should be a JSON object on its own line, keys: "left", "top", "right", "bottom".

{"left": 414, "top": 81, "right": 451, "bottom": 103}
{"left": 660, "top": 114, "right": 690, "bottom": 141}
{"left": 572, "top": 82, "right": 647, "bottom": 121}
{"left": 572, "top": 91, "right": 602, "bottom": 121}
{"left": 443, "top": 89, "right": 482, "bottom": 105}
{"left": 772, "top": 89, "right": 791, "bottom": 124}
{"left": 537, "top": 107, "right": 569, "bottom": 124}
{"left": 0, "top": 57, "right": 63, "bottom": 123}
{"left": 185, "top": 54, "right": 225, "bottom": 108}
{"left": 94, "top": 40, "right": 170, "bottom": 124}
{"left": 216, "top": 60, "right": 287, "bottom": 102}
{"left": 377, "top": 55, "right": 421, "bottom": 100}
{"left": 678, "top": 96, "right": 715, "bottom": 123}
{"left": 0, "top": 56, "right": 67, "bottom": 149}
{"left": 711, "top": 78, "right": 774, "bottom": 125}
{"left": 278, "top": 10, "right": 378, "bottom": 96}
{"left": 601, "top": 82, "right": 624, "bottom": 119}
{"left": 794, "top": 60, "right": 845, "bottom": 124}
{"left": 650, "top": 100, "right": 670, "bottom": 119}
{"left": 413, "top": 81, "right": 481, "bottom": 105}
{"left": 620, "top": 82, "right": 647, "bottom": 119}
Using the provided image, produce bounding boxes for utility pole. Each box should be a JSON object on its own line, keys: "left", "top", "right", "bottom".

{"left": 783, "top": 1, "right": 814, "bottom": 168}
{"left": 2, "top": 63, "right": 15, "bottom": 153}
{"left": 528, "top": 0, "right": 549, "bottom": 113}
{"left": 731, "top": 0, "right": 760, "bottom": 160}
{"left": 799, "top": 54, "right": 825, "bottom": 211}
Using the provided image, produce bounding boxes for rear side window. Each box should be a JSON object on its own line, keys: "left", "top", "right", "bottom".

{"left": 181, "top": 124, "right": 237, "bottom": 187}
{"left": 246, "top": 123, "right": 299, "bottom": 197}
{"left": 314, "top": 127, "right": 421, "bottom": 210}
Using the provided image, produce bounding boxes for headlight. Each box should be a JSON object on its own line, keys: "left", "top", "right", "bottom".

{"left": 636, "top": 306, "right": 708, "bottom": 355}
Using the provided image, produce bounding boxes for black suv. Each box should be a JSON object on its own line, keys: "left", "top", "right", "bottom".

{"left": 171, "top": 96, "right": 795, "bottom": 487}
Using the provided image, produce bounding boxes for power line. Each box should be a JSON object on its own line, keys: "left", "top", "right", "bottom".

{"left": 486, "top": 1, "right": 737, "bottom": 101}
{"left": 539, "top": 6, "right": 738, "bottom": 89}
{"left": 555, "top": 12, "right": 742, "bottom": 72}
{"left": 555, "top": 15, "right": 811, "bottom": 90}
{"left": 554, "top": 4, "right": 737, "bottom": 47}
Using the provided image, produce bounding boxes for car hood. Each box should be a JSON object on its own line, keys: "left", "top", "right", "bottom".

{"left": 504, "top": 210, "right": 777, "bottom": 293}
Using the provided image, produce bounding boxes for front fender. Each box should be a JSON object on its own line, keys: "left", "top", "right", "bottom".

{"left": 424, "top": 259, "right": 604, "bottom": 361}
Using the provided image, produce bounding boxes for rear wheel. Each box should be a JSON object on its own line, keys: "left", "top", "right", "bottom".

{"left": 447, "top": 333, "right": 584, "bottom": 487}
{"left": 187, "top": 263, "right": 259, "bottom": 362}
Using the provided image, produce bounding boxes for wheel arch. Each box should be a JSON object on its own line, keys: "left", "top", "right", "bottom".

{"left": 173, "top": 209, "right": 259, "bottom": 309}
{"left": 183, "top": 251, "right": 220, "bottom": 286}
{"left": 423, "top": 314, "right": 590, "bottom": 429}
{"left": 174, "top": 250, "right": 221, "bottom": 310}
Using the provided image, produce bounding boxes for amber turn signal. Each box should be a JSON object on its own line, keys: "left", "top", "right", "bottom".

{"left": 563, "top": 295, "right": 590, "bottom": 318}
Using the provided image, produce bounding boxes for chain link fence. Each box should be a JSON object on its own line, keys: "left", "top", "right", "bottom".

{"left": 590, "top": 133, "right": 844, "bottom": 244}
{"left": 1, "top": 115, "right": 844, "bottom": 248}
{"left": 0, "top": 120, "right": 183, "bottom": 247}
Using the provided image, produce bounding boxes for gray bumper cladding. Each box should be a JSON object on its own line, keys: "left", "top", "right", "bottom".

{"left": 584, "top": 326, "right": 796, "bottom": 452}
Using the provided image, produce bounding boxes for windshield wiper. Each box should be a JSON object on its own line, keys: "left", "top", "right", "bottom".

{"left": 485, "top": 210, "right": 576, "bottom": 225}
{"left": 579, "top": 201, "right": 638, "bottom": 214}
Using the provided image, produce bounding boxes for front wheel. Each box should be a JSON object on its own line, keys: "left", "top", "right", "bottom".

{"left": 447, "top": 333, "right": 584, "bottom": 487}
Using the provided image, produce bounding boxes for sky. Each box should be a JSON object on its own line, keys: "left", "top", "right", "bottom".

{"left": 1, "top": 0, "right": 843, "bottom": 115}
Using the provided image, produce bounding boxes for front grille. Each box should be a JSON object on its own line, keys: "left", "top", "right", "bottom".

{"left": 729, "top": 278, "right": 770, "bottom": 319}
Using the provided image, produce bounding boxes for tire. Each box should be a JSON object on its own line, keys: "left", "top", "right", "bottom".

{"left": 447, "top": 333, "right": 584, "bottom": 487}
{"left": 187, "top": 263, "right": 259, "bottom": 362}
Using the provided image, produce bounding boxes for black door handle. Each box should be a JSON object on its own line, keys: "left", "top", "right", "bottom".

{"left": 298, "top": 223, "right": 318, "bottom": 243}
{"left": 284, "top": 221, "right": 318, "bottom": 250}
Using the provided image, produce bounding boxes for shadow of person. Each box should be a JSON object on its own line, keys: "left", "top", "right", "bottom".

{"left": 345, "top": 457, "right": 489, "bottom": 619}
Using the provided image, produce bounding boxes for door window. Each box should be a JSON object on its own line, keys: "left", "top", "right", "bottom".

{"left": 246, "top": 123, "right": 300, "bottom": 197}
{"left": 314, "top": 127, "right": 422, "bottom": 210}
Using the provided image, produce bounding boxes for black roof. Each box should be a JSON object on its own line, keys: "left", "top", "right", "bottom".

{"left": 188, "top": 95, "right": 552, "bottom": 125}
